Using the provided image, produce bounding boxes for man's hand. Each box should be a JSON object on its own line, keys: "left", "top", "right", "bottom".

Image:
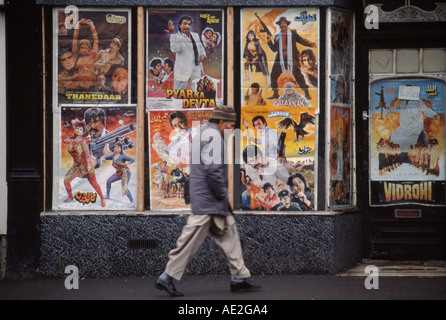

{"left": 165, "top": 20, "right": 175, "bottom": 34}
{"left": 153, "top": 132, "right": 164, "bottom": 142}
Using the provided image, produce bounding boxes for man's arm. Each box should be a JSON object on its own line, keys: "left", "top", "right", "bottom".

{"left": 293, "top": 31, "right": 316, "bottom": 48}
{"left": 204, "top": 162, "right": 228, "bottom": 201}
{"left": 267, "top": 34, "right": 278, "bottom": 52}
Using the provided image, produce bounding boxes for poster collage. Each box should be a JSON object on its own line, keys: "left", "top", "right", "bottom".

{"left": 239, "top": 8, "right": 319, "bottom": 212}
{"left": 328, "top": 9, "right": 354, "bottom": 207}
{"left": 52, "top": 8, "right": 137, "bottom": 210}
{"left": 146, "top": 9, "right": 223, "bottom": 210}
{"left": 49, "top": 7, "right": 359, "bottom": 213}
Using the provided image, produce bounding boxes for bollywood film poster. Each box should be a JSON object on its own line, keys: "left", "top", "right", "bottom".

{"left": 240, "top": 8, "right": 319, "bottom": 110}
{"left": 149, "top": 109, "right": 212, "bottom": 211}
{"left": 370, "top": 78, "right": 446, "bottom": 206}
{"left": 53, "top": 105, "right": 138, "bottom": 211}
{"left": 328, "top": 9, "right": 354, "bottom": 207}
{"left": 147, "top": 9, "right": 224, "bottom": 110}
{"left": 53, "top": 8, "right": 131, "bottom": 108}
{"left": 240, "top": 106, "right": 316, "bottom": 212}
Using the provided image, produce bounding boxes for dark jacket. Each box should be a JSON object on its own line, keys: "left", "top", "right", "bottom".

{"left": 268, "top": 29, "right": 314, "bottom": 69}
{"left": 189, "top": 121, "right": 231, "bottom": 216}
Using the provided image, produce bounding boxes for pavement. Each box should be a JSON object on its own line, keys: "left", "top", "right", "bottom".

{"left": 1, "top": 260, "right": 445, "bottom": 304}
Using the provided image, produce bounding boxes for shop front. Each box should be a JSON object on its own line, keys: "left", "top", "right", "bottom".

{"left": 2, "top": 0, "right": 444, "bottom": 280}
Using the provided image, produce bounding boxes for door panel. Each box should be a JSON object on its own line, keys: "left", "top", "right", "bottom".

{"left": 365, "top": 48, "right": 446, "bottom": 260}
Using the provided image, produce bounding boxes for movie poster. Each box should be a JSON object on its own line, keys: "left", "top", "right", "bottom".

{"left": 53, "top": 8, "right": 131, "bottom": 108}
{"left": 240, "top": 8, "right": 319, "bottom": 110}
{"left": 149, "top": 109, "right": 212, "bottom": 210}
{"left": 146, "top": 9, "right": 224, "bottom": 109}
{"left": 328, "top": 9, "right": 354, "bottom": 207}
{"left": 369, "top": 78, "right": 445, "bottom": 206}
{"left": 53, "top": 105, "right": 138, "bottom": 210}
{"left": 240, "top": 106, "right": 316, "bottom": 212}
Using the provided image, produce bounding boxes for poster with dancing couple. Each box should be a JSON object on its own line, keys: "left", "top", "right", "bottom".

{"left": 53, "top": 105, "right": 138, "bottom": 210}
{"left": 328, "top": 9, "right": 354, "bottom": 207}
{"left": 149, "top": 109, "right": 213, "bottom": 211}
{"left": 53, "top": 8, "right": 132, "bottom": 108}
{"left": 240, "top": 8, "right": 319, "bottom": 110}
{"left": 147, "top": 9, "right": 224, "bottom": 110}
{"left": 240, "top": 105, "right": 316, "bottom": 212}
{"left": 369, "top": 78, "right": 445, "bottom": 206}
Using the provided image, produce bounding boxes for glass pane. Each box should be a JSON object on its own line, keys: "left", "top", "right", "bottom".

{"left": 370, "top": 50, "right": 393, "bottom": 73}
{"left": 423, "top": 49, "right": 446, "bottom": 72}
{"left": 396, "top": 49, "right": 419, "bottom": 73}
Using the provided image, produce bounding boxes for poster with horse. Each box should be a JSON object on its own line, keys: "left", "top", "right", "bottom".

{"left": 148, "top": 109, "right": 212, "bottom": 210}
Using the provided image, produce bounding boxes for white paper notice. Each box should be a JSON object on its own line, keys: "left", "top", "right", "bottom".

{"left": 398, "top": 85, "right": 420, "bottom": 100}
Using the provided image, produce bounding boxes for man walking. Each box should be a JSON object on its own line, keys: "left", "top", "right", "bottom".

{"left": 155, "top": 106, "right": 261, "bottom": 297}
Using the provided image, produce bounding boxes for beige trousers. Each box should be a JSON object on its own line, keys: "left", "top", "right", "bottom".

{"left": 165, "top": 214, "right": 251, "bottom": 281}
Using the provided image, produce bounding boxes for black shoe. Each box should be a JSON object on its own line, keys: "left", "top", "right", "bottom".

{"left": 155, "top": 275, "right": 184, "bottom": 297}
{"left": 230, "top": 279, "right": 261, "bottom": 292}
{"left": 267, "top": 94, "right": 279, "bottom": 100}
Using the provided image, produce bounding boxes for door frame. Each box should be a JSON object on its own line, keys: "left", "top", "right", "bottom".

{"left": 356, "top": 15, "right": 446, "bottom": 259}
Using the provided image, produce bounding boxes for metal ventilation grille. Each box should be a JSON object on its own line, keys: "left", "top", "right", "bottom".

{"left": 128, "top": 239, "right": 159, "bottom": 249}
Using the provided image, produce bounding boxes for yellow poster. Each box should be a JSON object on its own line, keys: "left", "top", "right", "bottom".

{"left": 240, "top": 8, "right": 319, "bottom": 110}
{"left": 240, "top": 105, "right": 316, "bottom": 212}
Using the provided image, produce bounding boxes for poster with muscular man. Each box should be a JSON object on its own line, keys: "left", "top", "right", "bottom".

{"left": 53, "top": 105, "right": 138, "bottom": 211}
{"left": 53, "top": 8, "right": 131, "bottom": 108}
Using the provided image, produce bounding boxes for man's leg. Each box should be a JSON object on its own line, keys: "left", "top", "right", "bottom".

{"left": 164, "top": 215, "right": 212, "bottom": 281}
{"left": 268, "top": 63, "right": 281, "bottom": 99}
{"left": 209, "top": 215, "right": 251, "bottom": 280}
{"left": 156, "top": 215, "right": 212, "bottom": 296}
{"left": 210, "top": 215, "right": 261, "bottom": 292}
{"left": 293, "top": 67, "right": 311, "bottom": 100}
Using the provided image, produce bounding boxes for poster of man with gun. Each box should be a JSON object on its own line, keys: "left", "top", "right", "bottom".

{"left": 241, "top": 8, "right": 319, "bottom": 107}
{"left": 54, "top": 105, "right": 137, "bottom": 210}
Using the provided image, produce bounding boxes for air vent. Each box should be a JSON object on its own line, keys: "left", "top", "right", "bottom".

{"left": 128, "top": 239, "right": 159, "bottom": 249}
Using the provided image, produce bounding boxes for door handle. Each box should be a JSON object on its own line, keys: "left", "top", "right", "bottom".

{"left": 362, "top": 111, "right": 373, "bottom": 120}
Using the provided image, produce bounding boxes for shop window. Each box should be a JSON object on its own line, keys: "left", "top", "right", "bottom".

{"left": 371, "top": 48, "right": 446, "bottom": 75}
{"left": 327, "top": 8, "right": 355, "bottom": 208}
{"left": 47, "top": 6, "right": 345, "bottom": 213}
